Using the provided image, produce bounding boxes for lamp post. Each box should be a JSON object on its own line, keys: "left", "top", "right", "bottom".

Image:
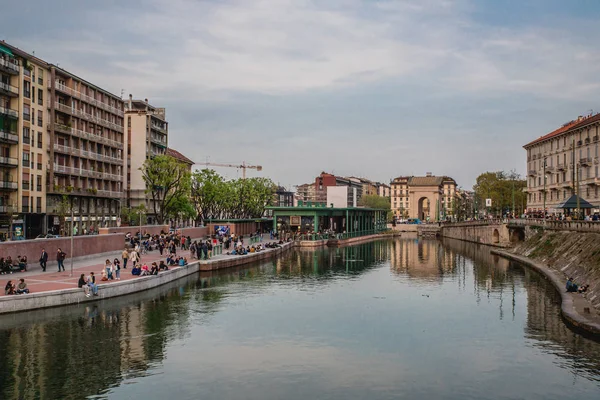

{"left": 70, "top": 200, "right": 74, "bottom": 277}
{"left": 138, "top": 208, "right": 144, "bottom": 241}
{"left": 543, "top": 156, "right": 547, "bottom": 216}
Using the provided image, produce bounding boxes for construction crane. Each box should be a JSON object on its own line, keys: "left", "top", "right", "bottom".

{"left": 202, "top": 161, "right": 263, "bottom": 179}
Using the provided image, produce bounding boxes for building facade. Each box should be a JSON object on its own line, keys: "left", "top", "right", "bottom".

{"left": 1, "top": 41, "right": 126, "bottom": 238}
{"left": 274, "top": 186, "right": 294, "bottom": 207}
{"left": 391, "top": 174, "right": 457, "bottom": 221}
{"left": 124, "top": 96, "right": 168, "bottom": 223}
{"left": 524, "top": 114, "right": 600, "bottom": 214}
{"left": 315, "top": 172, "right": 362, "bottom": 206}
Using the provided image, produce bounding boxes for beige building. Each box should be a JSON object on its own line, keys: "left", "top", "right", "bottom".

{"left": 524, "top": 114, "right": 600, "bottom": 214}
{"left": 124, "top": 96, "right": 168, "bottom": 223}
{"left": 295, "top": 182, "right": 316, "bottom": 204}
{"left": 391, "top": 174, "right": 457, "bottom": 221}
{"left": 0, "top": 43, "right": 50, "bottom": 239}
{"left": 1, "top": 41, "right": 126, "bottom": 238}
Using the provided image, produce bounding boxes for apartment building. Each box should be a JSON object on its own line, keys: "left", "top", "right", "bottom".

{"left": 315, "top": 172, "right": 363, "bottom": 206}
{"left": 124, "top": 96, "right": 168, "bottom": 223}
{"left": 1, "top": 41, "right": 126, "bottom": 238}
{"left": 295, "top": 183, "right": 316, "bottom": 204}
{"left": 523, "top": 113, "right": 600, "bottom": 214}
{"left": 0, "top": 43, "right": 50, "bottom": 239}
{"left": 391, "top": 174, "right": 457, "bottom": 221}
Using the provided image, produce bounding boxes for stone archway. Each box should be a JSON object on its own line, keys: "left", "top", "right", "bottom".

{"left": 417, "top": 197, "right": 430, "bottom": 221}
{"left": 492, "top": 228, "right": 500, "bottom": 244}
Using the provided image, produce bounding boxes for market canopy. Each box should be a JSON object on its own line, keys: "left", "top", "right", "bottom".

{"left": 556, "top": 195, "right": 595, "bottom": 209}
{"left": 0, "top": 44, "right": 14, "bottom": 57}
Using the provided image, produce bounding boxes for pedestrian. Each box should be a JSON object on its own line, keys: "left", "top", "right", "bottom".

{"left": 105, "top": 259, "right": 114, "bottom": 280}
{"left": 130, "top": 249, "right": 140, "bottom": 267}
{"left": 207, "top": 241, "right": 213, "bottom": 259}
{"left": 158, "top": 240, "right": 164, "bottom": 255}
{"left": 122, "top": 248, "right": 129, "bottom": 269}
{"left": 56, "top": 248, "right": 66, "bottom": 272}
{"left": 78, "top": 273, "right": 90, "bottom": 297}
{"left": 113, "top": 258, "right": 121, "bottom": 280}
{"left": 39, "top": 248, "right": 48, "bottom": 272}
{"left": 181, "top": 236, "right": 186, "bottom": 250}
{"left": 87, "top": 272, "right": 98, "bottom": 296}
{"left": 202, "top": 241, "right": 208, "bottom": 260}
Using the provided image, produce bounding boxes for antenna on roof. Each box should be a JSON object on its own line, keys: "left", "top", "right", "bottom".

{"left": 120, "top": 89, "right": 124, "bottom": 99}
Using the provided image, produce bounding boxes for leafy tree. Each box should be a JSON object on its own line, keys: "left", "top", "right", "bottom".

{"left": 120, "top": 204, "right": 147, "bottom": 226}
{"left": 473, "top": 171, "right": 526, "bottom": 217}
{"left": 359, "top": 194, "right": 393, "bottom": 221}
{"left": 140, "top": 155, "right": 191, "bottom": 224}
{"left": 56, "top": 195, "right": 71, "bottom": 235}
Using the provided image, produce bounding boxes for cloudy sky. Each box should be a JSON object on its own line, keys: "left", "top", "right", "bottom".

{"left": 3, "top": 0, "right": 600, "bottom": 190}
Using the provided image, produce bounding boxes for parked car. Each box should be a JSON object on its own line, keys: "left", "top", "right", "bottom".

{"left": 35, "top": 234, "right": 61, "bottom": 239}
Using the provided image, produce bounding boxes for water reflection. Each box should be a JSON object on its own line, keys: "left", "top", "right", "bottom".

{"left": 0, "top": 239, "right": 598, "bottom": 399}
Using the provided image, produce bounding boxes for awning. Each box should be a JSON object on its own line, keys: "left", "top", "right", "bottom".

{"left": 556, "top": 194, "right": 595, "bottom": 209}
{"left": 0, "top": 44, "right": 14, "bottom": 57}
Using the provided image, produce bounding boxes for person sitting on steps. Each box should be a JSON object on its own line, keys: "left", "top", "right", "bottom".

{"left": 566, "top": 277, "right": 579, "bottom": 293}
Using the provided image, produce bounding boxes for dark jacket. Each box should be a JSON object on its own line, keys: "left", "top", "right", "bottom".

{"left": 40, "top": 251, "right": 48, "bottom": 262}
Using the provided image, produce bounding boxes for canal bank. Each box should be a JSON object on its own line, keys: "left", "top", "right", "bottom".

{"left": 0, "top": 233, "right": 395, "bottom": 315}
{"left": 492, "top": 249, "right": 600, "bottom": 336}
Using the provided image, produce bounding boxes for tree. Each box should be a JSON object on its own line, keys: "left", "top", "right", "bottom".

{"left": 56, "top": 195, "right": 71, "bottom": 235}
{"left": 359, "top": 195, "right": 393, "bottom": 221}
{"left": 120, "top": 204, "right": 147, "bottom": 226}
{"left": 140, "top": 155, "right": 191, "bottom": 224}
{"left": 473, "top": 171, "right": 526, "bottom": 217}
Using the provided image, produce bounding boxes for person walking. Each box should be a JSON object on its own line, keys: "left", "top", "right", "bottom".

{"left": 87, "top": 272, "right": 98, "bottom": 296}
{"left": 130, "top": 249, "right": 140, "bottom": 268}
{"left": 122, "top": 248, "right": 129, "bottom": 269}
{"left": 202, "top": 241, "right": 208, "bottom": 260}
{"left": 56, "top": 248, "right": 66, "bottom": 272}
{"left": 113, "top": 258, "right": 121, "bottom": 280}
{"left": 207, "top": 241, "right": 213, "bottom": 259}
{"left": 39, "top": 248, "right": 48, "bottom": 272}
{"left": 105, "top": 259, "right": 114, "bottom": 280}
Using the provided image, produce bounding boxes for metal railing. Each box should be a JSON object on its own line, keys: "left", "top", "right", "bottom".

{"left": 0, "top": 58, "right": 19, "bottom": 74}
{"left": 507, "top": 218, "right": 600, "bottom": 232}
{"left": 0, "top": 81, "right": 18, "bottom": 96}
{"left": 0, "top": 156, "right": 18, "bottom": 166}
{"left": 0, "top": 106, "right": 18, "bottom": 119}
{"left": 0, "top": 129, "right": 18, "bottom": 143}
{"left": 0, "top": 180, "right": 18, "bottom": 190}
{"left": 212, "top": 244, "right": 223, "bottom": 256}
{"left": 51, "top": 81, "right": 124, "bottom": 116}
{"left": 50, "top": 123, "right": 124, "bottom": 149}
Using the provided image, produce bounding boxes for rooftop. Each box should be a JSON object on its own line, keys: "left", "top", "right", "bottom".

{"left": 524, "top": 113, "right": 600, "bottom": 148}
{"left": 167, "top": 148, "right": 194, "bottom": 165}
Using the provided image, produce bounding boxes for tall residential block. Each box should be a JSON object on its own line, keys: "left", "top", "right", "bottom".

{"left": 1, "top": 41, "right": 125, "bottom": 238}
{"left": 124, "top": 96, "right": 168, "bottom": 223}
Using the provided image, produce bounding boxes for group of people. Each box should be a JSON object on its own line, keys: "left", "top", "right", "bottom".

{"left": 227, "top": 241, "right": 282, "bottom": 256}
{"left": 0, "top": 256, "right": 28, "bottom": 274}
{"left": 566, "top": 277, "right": 590, "bottom": 293}
{"left": 131, "top": 261, "right": 171, "bottom": 276}
{"left": 4, "top": 278, "right": 29, "bottom": 295}
{"left": 190, "top": 240, "right": 213, "bottom": 260}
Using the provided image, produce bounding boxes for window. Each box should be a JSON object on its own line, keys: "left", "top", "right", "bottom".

{"left": 38, "top": 88, "right": 43, "bottom": 105}
{"left": 22, "top": 196, "right": 29, "bottom": 213}
{"left": 23, "top": 80, "right": 30, "bottom": 98}
{"left": 36, "top": 197, "right": 42, "bottom": 213}
{"left": 127, "top": 116, "right": 131, "bottom": 128}
{"left": 32, "top": 87, "right": 35, "bottom": 103}
{"left": 23, "top": 105, "right": 30, "bottom": 121}
{"left": 37, "top": 132, "right": 42, "bottom": 148}
{"left": 23, "top": 67, "right": 31, "bottom": 77}
{"left": 22, "top": 151, "right": 29, "bottom": 167}
{"left": 37, "top": 110, "right": 43, "bottom": 127}
{"left": 36, "top": 175, "right": 42, "bottom": 192}
{"left": 22, "top": 127, "right": 30, "bottom": 144}
{"left": 38, "top": 68, "right": 43, "bottom": 85}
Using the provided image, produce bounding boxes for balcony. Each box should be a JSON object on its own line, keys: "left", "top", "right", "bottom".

{"left": 0, "top": 106, "right": 18, "bottom": 119}
{"left": 544, "top": 166, "right": 555, "bottom": 173}
{"left": 0, "top": 179, "right": 17, "bottom": 190}
{"left": 0, "top": 129, "right": 18, "bottom": 144}
{"left": 557, "top": 163, "right": 566, "bottom": 171}
{"left": 0, "top": 58, "right": 19, "bottom": 75}
{"left": 0, "top": 156, "right": 18, "bottom": 167}
{"left": 51, "top": 80, "right": 73, "bottom": 96}
{"left": 0, "top": 205, "right": 16, "bottom": 213}
{"left": 528, "top": 170, "right": 538, "bottom": 177}
{"left": 0, "top": 82, "right": 18, "bottom": 97}
{"left": 562, "top": 181, "right": 573, "bottom": 189}
{"left": 150, "top": 133, "right": 167, "bottom": 147}
{"left": 55, "top": 102, "right": 75, "bottom": 116}
{"left": 151, "top": 123, "right": 167, "bottom": 134}
{"left": 49, "top": 123, "right": 124, "bottom": 149}
{"left": 580, "top": 157, "right": 592, "bottom": 166}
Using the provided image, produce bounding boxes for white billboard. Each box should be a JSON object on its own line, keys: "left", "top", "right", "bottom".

{"left": 327, "top": 186, "right": 348, "bottom": 208}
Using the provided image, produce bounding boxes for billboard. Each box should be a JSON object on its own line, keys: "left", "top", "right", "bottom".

{"left": 327, "top": 186, "right": 348, "bottom": 208}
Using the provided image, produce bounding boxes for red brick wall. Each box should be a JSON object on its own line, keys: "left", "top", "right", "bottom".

{"left": 98, "top": 225, "right": 169, "bottom": 236}
{"left": 179, "top": 226, "right": 209, "bottom": 239}
{"left": 0, "top": 234, "right": 125, "bottom": 262}
{"left": 207, "top": 222, "right": 259, "bottom": 236}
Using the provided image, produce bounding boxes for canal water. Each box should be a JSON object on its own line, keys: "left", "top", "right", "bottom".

{"left": 0, "top": 238, "right": 599, "bottom": 400}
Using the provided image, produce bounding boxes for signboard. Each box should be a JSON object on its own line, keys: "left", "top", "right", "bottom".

{"left": 485, "top": 198, "right": 492, "bottom": 207}
{"left": 290, "top": 216, "right": 301, "bottom": 226}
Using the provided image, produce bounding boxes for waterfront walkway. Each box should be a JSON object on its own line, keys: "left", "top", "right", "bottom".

{"left": 0, "top": 248, "right": 197, "bottom": 296}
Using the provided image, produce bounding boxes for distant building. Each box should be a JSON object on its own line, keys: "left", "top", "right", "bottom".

{"left": 391, "top": 173, "right": 457, "bottom": 221}
{"left": 295, "top": 183, "right": 315, "bottom": 204}
{"left": 523, "top": 113, "right": 600, "bottom": 214}
{"left": 376, "top": 182, "right": 391, "bottom": 198}
{"left": 166, "top": 148, "right": 194, "bottom": 170}
{"left": 274, "top": 186, "right": 294, "bottom": 207}
{"left": 315, "top": 172, "right": 362, "bottom": 206}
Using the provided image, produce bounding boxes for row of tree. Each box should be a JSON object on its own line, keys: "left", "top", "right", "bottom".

{"left": 120, "top": 155, "right": 277, "bottom": 226}
{"left": 473, "top": 171, "right": 527, "bottom": 217}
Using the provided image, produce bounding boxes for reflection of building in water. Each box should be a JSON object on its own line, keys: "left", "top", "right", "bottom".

{"left": 390, "top": 239, "right": 456, "bottom": 280}
{"left": 524, "top": 268, "right": 600, "bottom": 375}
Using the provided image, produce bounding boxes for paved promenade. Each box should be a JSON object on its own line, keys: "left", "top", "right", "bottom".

{"left": 0, "top": 247, "right": 202, "bottom": 296}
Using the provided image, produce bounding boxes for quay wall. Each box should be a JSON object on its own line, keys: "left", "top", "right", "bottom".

{"left": 440, "top": 224, "right": 510, "bottom": 247}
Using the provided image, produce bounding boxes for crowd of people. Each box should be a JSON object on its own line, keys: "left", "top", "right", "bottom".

{"left": 0, "top": 256, "right": 28, "bottom": 274}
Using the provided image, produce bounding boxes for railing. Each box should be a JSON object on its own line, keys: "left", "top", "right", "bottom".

{"left": 0, "top": 180, "right": 17, "bottom": 190}
{"left": 528, "top": 170, "right": 537, "bottom": 177}
{"left": 0, "top": 81, "right": 18, "bottom": 96}
{"left": 0, "top": 58, "right": 19, "bottom": 74}
{"left": 557, "top": 163, "right": 566, "bottom": 171}
{"left": 0, "top": 156, "right": 18, "bottom": 166}
{"left": 0, "top": 129, "right": 18, "bottom": 143}
{"left": 151, "top": 124, "right": 167, "bottom": 134}
{"left": 440, "top": 219, "right": 505, "bottom": 227}
{"left": 249, "top": 236, "right": 261, "bottom": 245}
{"left": 54, "top": 102, "right": 123, "bottom": 133}
{"left": 0, "top": 205, "right": 17, "bottom": 213}
{"left": 150, "top": 133, "right": 167, "bottom": 145}
{"left": 0, "top": 106, "right": 18, "bottom": 118}
{"left": 580, "top": 157, "right": 592, "bottom": 166}
{"left": 545, "top": 166, "right": 555, "bottom": 173}
{"left": 212, "top": 244, "right": 223, "bottom": 256}
{"left": 507, "top": 218, "right": 600, "bottom": 233}
{"left": 51, "top": 81, "right": 124, "bottom": 116}
{"left": 50, "top": 123, "right": 124, "bottom": 149}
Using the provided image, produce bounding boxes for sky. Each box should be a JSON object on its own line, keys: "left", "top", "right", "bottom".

{"left": 3, "top": 0, "right": 600, "bottom": 190}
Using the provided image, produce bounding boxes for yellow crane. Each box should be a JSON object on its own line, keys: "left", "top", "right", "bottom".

{"left": 202, "top": 161, "right": 263, "bottom": 179}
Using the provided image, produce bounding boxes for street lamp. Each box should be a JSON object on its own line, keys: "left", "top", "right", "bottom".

{"left": 70, "top": 198, "right": 75, "bottom": 277}
{"left": 543, "top": 156, "right": 547, "bottom": 216}
{"left": 138, "top": 208, "right": 144, "bottom": 241}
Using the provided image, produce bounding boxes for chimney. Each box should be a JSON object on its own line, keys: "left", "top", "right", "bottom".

{"left": 128, "top": 93, "right": 132, "bottom": 109}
